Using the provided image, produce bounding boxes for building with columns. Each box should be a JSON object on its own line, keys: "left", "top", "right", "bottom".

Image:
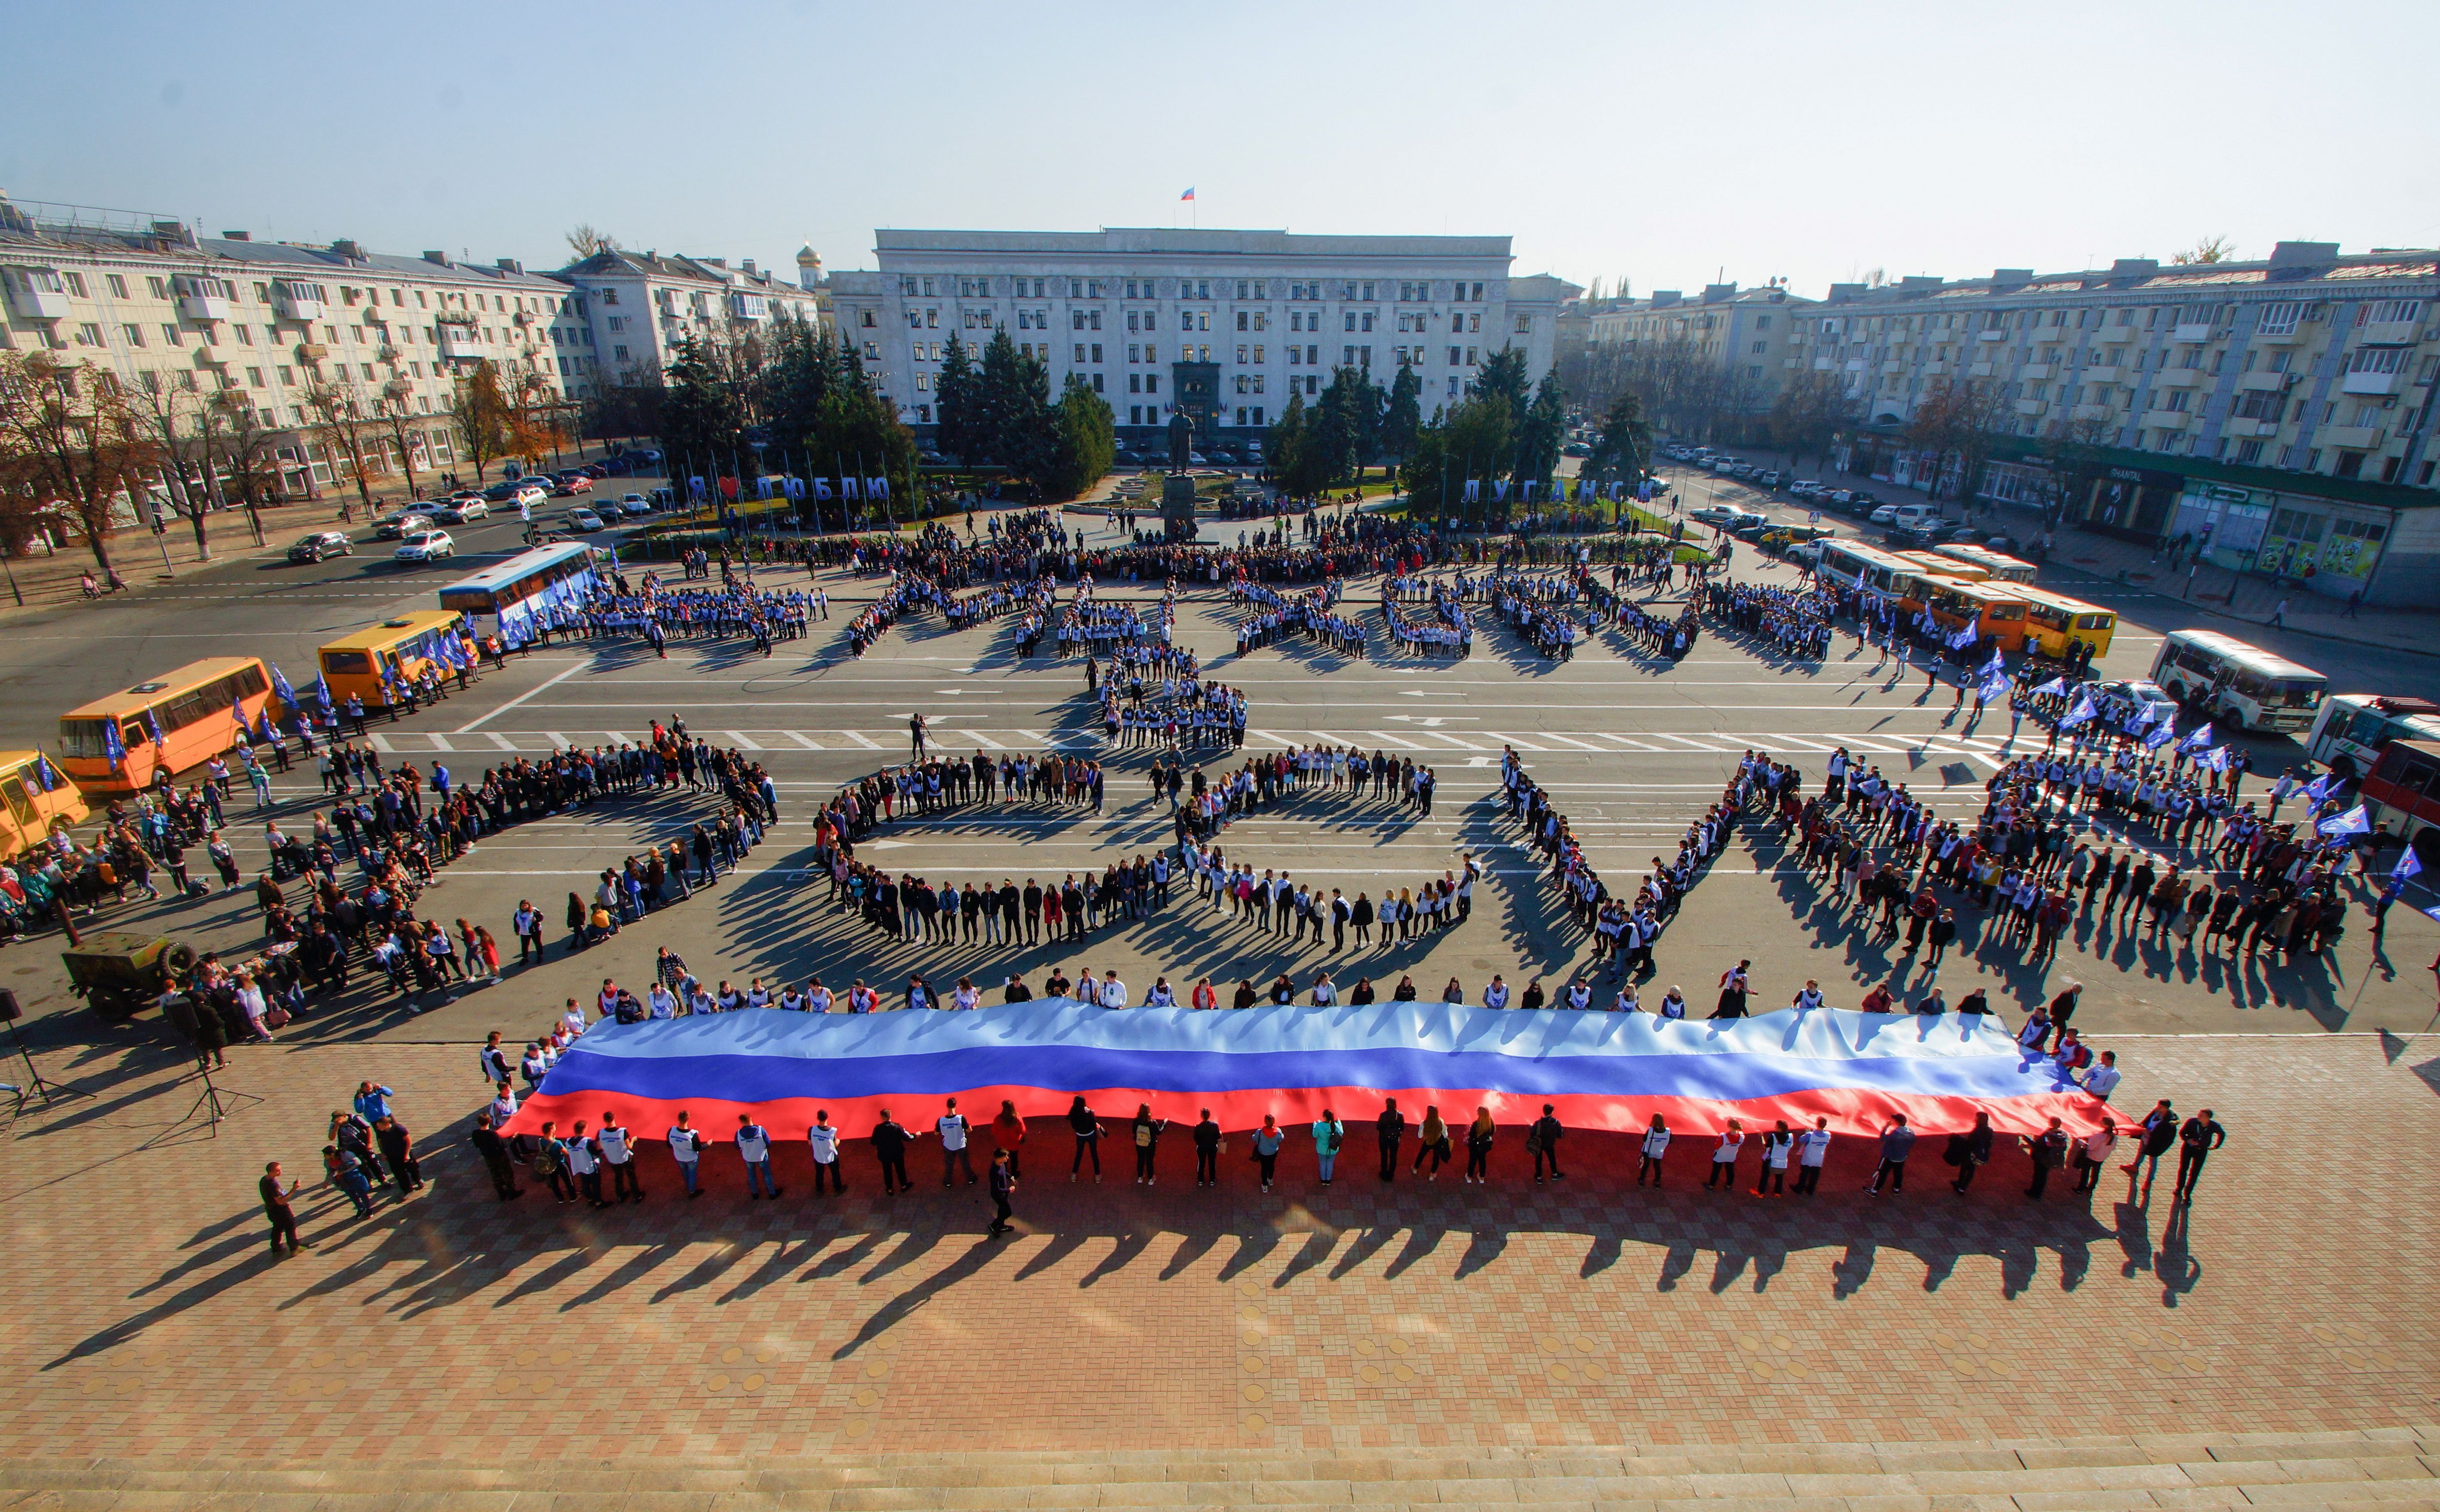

{"left": 824, "top": 228, "right": 1576, "bottom": 448}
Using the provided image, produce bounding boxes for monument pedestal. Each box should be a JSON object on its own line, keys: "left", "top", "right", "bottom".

{"left": 1161, "top": 473, "right": 1199, "bottom": 541}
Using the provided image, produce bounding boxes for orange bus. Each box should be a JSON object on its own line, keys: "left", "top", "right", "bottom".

{"left": 0, "top": 751, "right": 89, "bottom": 861}
{"left": 317, "top": 611, "right": 474, "bottom": 712}
{"left": 57, "top": 658, "right": 274, "bottom": 796}
{"left": 1924, "top": 577, "right": 2035, "bottom": 654}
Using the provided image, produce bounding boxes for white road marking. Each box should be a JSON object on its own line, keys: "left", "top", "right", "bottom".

{"left": 456, "top": 659, "right": 588, "bottom": 732}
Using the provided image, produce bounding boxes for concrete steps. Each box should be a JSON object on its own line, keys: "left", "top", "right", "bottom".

{"left": 2, "top": 1428, "right": 2434, "bottom": 1511}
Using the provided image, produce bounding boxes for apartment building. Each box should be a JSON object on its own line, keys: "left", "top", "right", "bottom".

{"left": 557, "top": 246, "right": 827, "bottom": 384}
{"left": 1785, "top": 242, "right": 2440, "bottom": 606}
{"left": 0, "top": 194, "right": 594, "bottom": 500}
{"left": 1584, "top": 282, "right": 1816, "bottom": 414}
{"left": 825, "top": 228, "right": 1576, "bottom": 446}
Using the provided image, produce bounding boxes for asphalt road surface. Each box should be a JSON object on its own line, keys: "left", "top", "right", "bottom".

{"left": 7, "top": 505, "right": 2435, "bottom": 1062}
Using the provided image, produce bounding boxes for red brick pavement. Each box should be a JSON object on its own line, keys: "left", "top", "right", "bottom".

{"left": 0, "top": 1033, "right": 2433, "bottom": 1465}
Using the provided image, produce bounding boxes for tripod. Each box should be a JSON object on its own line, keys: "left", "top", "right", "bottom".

{"left": 5, "top": 1017, "right": 92, "bottom": 1111}
{"left": 168, "top": 1058, "right": 262, "bottom": 1139}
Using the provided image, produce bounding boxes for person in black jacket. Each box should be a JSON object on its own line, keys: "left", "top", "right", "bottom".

{"left": 2172, "top": 1109, "right": 2226, "bottom": 1205}
{"left": 1376, "top": 1098, "right": 1407, "bottom": 1180}
{"left": 2120, "top": 1100, "right": 2177, "bottom": 1190}
{"left": 871, "top": 1109, "right": 912, "bottom": 1194}
{"left": 986, "top": 1148, "right": 1017, "bottom": 1236}
{"left": 2022, "top": 1116, "right": 2069, "bottom": 1198}
{"left": 1066, "top": 1096, "right": 1104, "bottom": 1182}
{"left": 469, "top": 1110, "right": 522, "bottom": 1200}
{"left": 1949, "top": 1110, "right": 1996, "bottom": 1193}
{"left": 1529, "top": 1104, "right": 1565, "bottom": 1181}
{"left": 1192, "top": 1108, "right": 1221, "bottom": 1187}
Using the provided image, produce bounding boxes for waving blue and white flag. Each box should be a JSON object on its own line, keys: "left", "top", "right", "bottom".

{"left": 2304, "top": 772, "right": 2337, "bottom": 805}
{"left": 2143, "top": 715, "right": 2177, "bottom": 750}
{"left": 34, "top": 752, "right": 59, "bottom": 791}
{"left": 314, "top": 671, "right": 334, "bottom": 713}
{"left": 2030, "top": 676, "right": 2069, "bottom": 698}
{"left": 2127, "top": 701, "right": 2159, "bottom": 730}
{"left": 270, "top": 664, "right": 299, "bottom": 713}
{"left": 1983, "top": 646, "right": 2007, "bottom": 677}
{"left": 2058, "top": 692, "right": 2099, "bottom": 729}
{"left": 2198, "top": 745, "right": 2232, "bottom": 774}
{"left": 2317, "top": 804, "right": 2372, "bottom": 838}
{"left": 2179, "top": 726, "right": 2214, "bottom": 754}
{"left": 1947, "top": 623, "right": 1977, "bottom": 651}
{"left": 1979, "top": 669, "right": 2012, "bottom": 703}
{"left": 102, "top": 720, "right": 126, "bottom": 771}
{"left": 2394, "top": 848, "right": 2423, "bottom": 882}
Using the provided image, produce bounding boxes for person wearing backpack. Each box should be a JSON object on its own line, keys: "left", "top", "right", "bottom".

{"left": 532, "top": 1120, "right": 575, "bottom": 1203}
{"left": 1462, "top": 1108, "right": 1495, "bottom": 1184}
{"left": 1129, "top": 1104, "right": 1166, "bottom": 1184}
{"left": 1311, "top": 1110, "right": 1344, "bottom": 1186}
{"left": 1251, "top": 1115, "right": 1285, "bottom": 1192}
{"left": 1529, "top": 1103, "right": 1566, "bottom": 1182}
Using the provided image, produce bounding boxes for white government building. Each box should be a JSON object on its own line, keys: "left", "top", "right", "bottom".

{"left": 825, "top": 229, "right": 1577, "bottom": 448}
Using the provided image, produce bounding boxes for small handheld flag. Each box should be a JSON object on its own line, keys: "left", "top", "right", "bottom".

{"left": 2030, "top": 676, "right": 2069, "bottom": 698}
{"left": 145, "top": 709, "right": 167, "bottom": 750}
{"left": 1179, "top": 187, "right": 1195, "bottom": 201}
{"left": 2058, "top": 693, "right": 2098, "bottom": 729}
{"left": 2394, "top": 848, "right": 2423, "bottom": 881}
{"left": 2143, "top": 716, "right": 2177, "bottom": 750}
{"left": 34, "top": 753, "right": 58, "bottom": 792}
{"left": 2179, "top": 726, "right": 2213, "bottom": 754}
{"left": 102, "top": 720, "right": 126, "bottom": 771}
{"left": 315, "top": 672, "right": 334, "bottom": 713}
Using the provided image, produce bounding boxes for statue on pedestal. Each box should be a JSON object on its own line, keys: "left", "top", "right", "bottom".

{"left": 1167, "top": 410, "right": 1194, "bottom": 472}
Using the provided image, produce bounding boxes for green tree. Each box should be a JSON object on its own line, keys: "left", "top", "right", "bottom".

{"left": 933, "top": 332, "right": 984, "bottom": 466}
{"left": 1380, "top": 364, "right": 1423, "bottom": 473}
{"left": 1765, "top": 369, "right": 1855, "bottom": 471}
{"left": 1470, "top": 346, "right": 1532, "bottom": 411}
{"left": 1585, "top": 388, "right": 1653, "bottom": 495}
{"left": 753, "top": 314, "right": 839, "bottom": 471}
{"left": 657, "top": 335, "right": 746, "bottom": 475}
{"left": 808, "top": 350, "right": 917, "bottom": 525}
{"left": 977, "top": 331, "right": 1055, "bottom": 491}
{"left": 1513, "top": 374, "right": 1567, "bottom": 498}
{"left": 1266, "top": 390, "right": 1312, "bottom": 493}
{"left": 1400, "top": 391, "right": 1515, "bottom": 522}
{"left": 1045, "top": 374, "right": 1116, "bottom": 501}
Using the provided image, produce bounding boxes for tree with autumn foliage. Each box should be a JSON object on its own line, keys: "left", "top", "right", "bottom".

{"left": 0, "top": 352, "right": 157, "bottom": 578}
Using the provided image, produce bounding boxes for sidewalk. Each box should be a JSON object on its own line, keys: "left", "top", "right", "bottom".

{"left": 1684, "top": 442, "right": 2438, "bottom": 661}
{"left": 2039, "top": 527, "right": 2437, "bottom": 659}
{"left": 0, "top": 504, "right": 328, "bottom": 614}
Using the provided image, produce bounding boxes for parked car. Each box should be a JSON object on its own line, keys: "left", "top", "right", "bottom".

{"left": 1562, "top": 442, "right": 1592, "bottom": 458}
{"left": 285, "top": 530, "right": 353, "bottom": 564}
{"left": 1826, "top": 488, "right": 1856, "bottom": 507}
{"left": 1757, "top": 470, "right": 1783, "bottom": 488}
{"left": 431, "top": 499, "right": 487, "bottom": 524}
{"left": 611, "top": 493, "right": 655, "bottom": 517}
{"left": 553, "top": 474, "right": 594, "bottom": 496}
{"left": 580, "top": 463, "right": 613, "bottom": 479}
{"left": 563, "top": 508, "right": 606, "bottom": 532}
{"left": 391, "top": 529, "right": 455, "bottom": 564}
{"left": 372, "top": 510, "right": 432, "bottom": 540}
{"left": 1688, "top": 504, "right": 1743, "bottom": 526}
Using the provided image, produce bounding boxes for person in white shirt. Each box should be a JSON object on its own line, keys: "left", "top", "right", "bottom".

{"left": 1637, "top": 1116, "right": 1670, "bottom": 1186}
{"left": 807, "top": 1111, "right": 843, "bottom": 1194}
{"left": 667, "top": 1112, "right": 704, "bottom": 1197}
{"left": 1754, "top": 1120, "right": 1794, "bottom": 1196}
{"left": 2081, "top": 1049, "right": 2121, "bottom": 1102}
{"left": 648, "top": 984, "right": 678, "bottom": 1019}
{"left": 935, "top": 1097, "right": 976, "bottom": 1185}
{"left": 780, "top": 985, "right": 807, "bottom": 1013}
{"left": 1612, "top": 985, "right": 1639, "bottom": 1013}
{"left": 1310, "top": 972, "right": 1336, "bottom": 1006}
{"left": 1563, "top": 980, "right": 1592, "bottom": 1011}
{"left": 1144, "top": 977, "right": 1176, "bottom": 1008}
{"left": 1097, "top": 972, "right": 1128, "bottom": 1009}
{"left": 735, "top": 1114, "right": 780, "bottom": 1199}
{"left": 1706, "top": 1120, "right": 1745, "bottom": 1190}
{"left": 1792, "top": 1117, "right": 1832, "bottom": 1195}
{"left": 1791, "top": 981, "right": 1825, "bottom": 1012}
{"left": 561, "top": 1001, "right": 588, "bottom": 1040}
{"left": 597, "top": 1116, "right": 642, "bottom": 1202}
{"left": 1482, "top": 975, "right": 1510, "bottom": 1011}
{"left": 806, "top": 982, "right": 835, "bottom": 1013}
{"left": 2073, "top": 1118, "right": 2117, "bottom": 1192}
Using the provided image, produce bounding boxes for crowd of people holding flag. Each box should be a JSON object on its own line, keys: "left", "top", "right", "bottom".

{"left": 1228, "top": 579, "right": 1363, "bottom": 659}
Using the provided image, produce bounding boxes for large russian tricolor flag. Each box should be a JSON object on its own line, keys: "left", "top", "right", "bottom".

{"left": 504, "top": 1002, "right": 2118, "bottom": 1144}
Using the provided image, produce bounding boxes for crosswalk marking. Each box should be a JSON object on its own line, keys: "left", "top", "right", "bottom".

{"left": 783, "top": 731, "right": 825, "bottom": 750}
{"left": 1361, "top": 730, "right": 1425, "bottom": 750}
{"left": 723, "top": 731, "right": 764, "bottom": 750}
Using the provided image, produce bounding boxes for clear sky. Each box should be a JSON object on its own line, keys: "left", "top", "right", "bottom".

{"left": 7, "top": 0, "right": 2436, "bottom": 300}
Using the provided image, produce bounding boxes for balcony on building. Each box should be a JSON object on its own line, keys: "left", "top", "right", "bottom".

{"left": 2081, "top": 365, "right": 2123, "bottom": 386}
{"left": 2341, "top": 368, "right": 2402, "bottom": 397}
{"left": 2154, "top": 369, "right": 2206, "bottom": 389}
{"left": 1878, "top": 360, "right": 1903, "bottom": 375}
{"left": 175, "top": 276, "right": 233, "bottom": 322}
{"left": 296, "top": 342, "right": 328, "bottom": 362}
{"left": 2071, "top": 404, "right": 2116, "bottom": 423}
{"left": 2, "top": 266, "right": 70, "bottom": 320}
{"left": 2148, "top": 411, "right": 2191, "bottom": 431}
{"left": 1968, "top": 362, "right": 1995, "bottom": 377}
{"left": 2015, "top": 398, "right": 2048, "bottom": 417}
{"left": 1975, "top": 329, "right": 2006, "bottom": 342}
{"left": 2359, "top": 319, "right": 2424, "bottom": 347}
{"left": 2170, "top": 321, "right": 2215, "bottom": 343}
{"left": 2234, "top": 371, "right": 2287, "bottom": 392}
{"left": 2019, "top": 363, "right": 2053, "bottom": 382}
{"left": 730, "top": 294, "right": 768, "bottom": 321}
{"left": 435, "top": 314, "right": 483, "bottom": 361}
{"left": 2220, "top": 418, "right": 2277, "bottom": 438}
{"left": 272, "top": 281, "right": 325, "bottom": 323}
{"left": 2319, "top": 425, "right": 2383, "bottom": 449}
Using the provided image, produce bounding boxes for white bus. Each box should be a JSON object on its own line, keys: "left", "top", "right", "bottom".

{"left": 437, "top": 542, "right": 602, "bottom": 648}
{"left": 2149, "top": 629, "right": 2328, "bottom": 734}
{"left": 2304, "top": 694, "right": 2440, "bottom": 777}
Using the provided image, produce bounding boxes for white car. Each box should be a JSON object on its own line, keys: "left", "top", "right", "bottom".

{"left": 1869, "top": 504, "right": 1900, "bottom": 524}
{"left": 2096, "top": 678, "right": 2178, "bottom": 724}
{"left": 614, "top": 493, "right": 655, "bottom": 517}
{"left": 392, "top": 529, "right": 455, "bottom": 564}
{"left": 1688, "top": 505, "right": 1746, "bottom": 526}
{"left": 564, "top": 508, "right": 606, "bottom": 532}
{"left": 435, "top": 498, "right": 489, "bottom": 524}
